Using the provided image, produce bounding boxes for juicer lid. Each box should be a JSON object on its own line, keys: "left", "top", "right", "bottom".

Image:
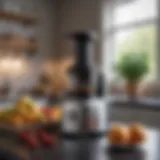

{"left": 67, "top": 31, "right": 97, "bottom": 41}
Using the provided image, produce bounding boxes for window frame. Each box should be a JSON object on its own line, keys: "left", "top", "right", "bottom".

{"left": 157, "top": 0, "right": 160, "bottom": 79}
{"left": 103, "top": 0, "right": 160, "bottom": 81}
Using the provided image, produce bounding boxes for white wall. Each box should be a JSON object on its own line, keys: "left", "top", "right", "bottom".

{"left": 54, "top": 0, "right": 103, "bottom": 63}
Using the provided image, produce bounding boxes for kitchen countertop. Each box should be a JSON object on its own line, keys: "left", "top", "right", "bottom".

{"left": 109, "top": 96, "right": 160, "bottom": 110}
{"left": 31, "top": 129, "right": 160, "bottom": 160}
{"left": 0, "top": 128, "right": 160, "bottom": 160}
{"left": 1, "top": 96, "right": 160, "bottom": 110}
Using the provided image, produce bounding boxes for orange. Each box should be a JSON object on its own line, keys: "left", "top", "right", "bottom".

{"left": 129, "top": 123, "right": 146, "bottom": 145}
{"left": 108, "top": 125, "right": 130, "bottom": 145}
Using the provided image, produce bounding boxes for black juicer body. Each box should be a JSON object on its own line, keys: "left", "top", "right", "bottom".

{"left": 61, "top": 32, "right": 108, "bottom": 138}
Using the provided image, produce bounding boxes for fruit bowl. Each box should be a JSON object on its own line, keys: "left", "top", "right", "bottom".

{"left": 0, "top": 97, "right": 62, "bottom": 133}
{"left": 107, "top": 123, "right": 146, "bottom": 152}
{"left": 0, "top": 108, "right": 62, "bottom": 133}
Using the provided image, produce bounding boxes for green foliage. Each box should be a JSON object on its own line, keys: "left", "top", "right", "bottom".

{"left": 116, "top": 26, "right": 156, "bottom": 78}
{"left": 116, "top": 52, "right": 149, "bottom": 81}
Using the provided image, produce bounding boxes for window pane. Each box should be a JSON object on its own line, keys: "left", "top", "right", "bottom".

{"left": 114, "top": 25, "right": 156, "bottom": 79}
{"left": 113, "top": 0, "right": 158, "bottom": 27}
{"left": 103, "top": 35, "right": 115, "bottom": 82}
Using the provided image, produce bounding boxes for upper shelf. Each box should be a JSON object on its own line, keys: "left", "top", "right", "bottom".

{"left": 0, "top": 11, "right": 38, "bottom": 25}
{"left": 0, "top": 35, "right": 38, "bottom": 53}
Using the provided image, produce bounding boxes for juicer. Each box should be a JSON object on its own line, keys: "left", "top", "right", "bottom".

{"left": 61, "top": 32, "right": 108, "bottom": 137}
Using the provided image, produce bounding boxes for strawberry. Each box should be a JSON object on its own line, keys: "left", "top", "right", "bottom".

{"left": 18, "top": 132, "right": 38, "bottom": 149}
{"left": 38, "top": 131, "right": 53, "bottom": 147}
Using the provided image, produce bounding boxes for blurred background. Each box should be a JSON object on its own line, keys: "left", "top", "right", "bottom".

{"left": 0, "top": 0, "right": 55, "bottom": 100}
{"left": 0, "top": 0, "right": 160, "bottom": 158}
{"left": 0, "top": 0, "right": 158, "bottom": 101}
{"left": 103, "top": 0, "right": 160, "bottom": 98}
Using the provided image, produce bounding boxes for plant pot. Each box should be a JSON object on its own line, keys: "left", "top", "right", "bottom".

{"left": 125, "top": 81, "right": 139, "bottom": 98}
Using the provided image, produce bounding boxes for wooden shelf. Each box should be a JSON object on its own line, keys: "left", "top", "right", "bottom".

{"left": 0, "top": 35, "right": 38, "bottom": 53}
{"left": 0, "top": 11, "right": 38, "bottom": 25}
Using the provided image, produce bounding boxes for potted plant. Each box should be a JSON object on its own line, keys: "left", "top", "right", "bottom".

{"left": 116, "top": 52, "right": 149, "bottom": 98}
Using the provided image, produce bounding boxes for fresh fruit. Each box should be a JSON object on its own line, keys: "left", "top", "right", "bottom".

{"left": 38, "top": 131, "right": 53, "bottom": 146}
{"left": 15, "top": 96, "right": 38, "bottom": 118}
{"left": 19, "top": 132, "right": 38, "bottom": 149}
{"left": 0, "top": 97, "right": 61, "bottom": 126}
{"left": 36, "top": 112, "right": 47, "bottom": 123}
{"left": 50, "top": 107, "right": 62, "bottom": 122}
{"left": 41, "top": 108, "right": 50, "bottom": 118}
{"left": 41, "top": 108, "right": 62, "bottom": 122}
{"left": 108, "top": 125, "right": 130, "bottom": 145}
{"left": 13, "top": 96, "right": 46, "bottom": 125}
{"left": 0, "top": 108, "right": 17, "bottom": 124}
{"left": 10, "top": 115, "right": 24, "bottom": 126}
{"left": 129, "top": 123, "right": 146, "bottom": 144}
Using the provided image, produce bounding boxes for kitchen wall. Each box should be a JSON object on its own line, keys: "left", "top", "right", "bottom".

{"left": 16, "top": 0, "right": 56, "bottom": 97}
{"left": 0, "top": 0, "right": 56, "bottom": 98}
{"left": 23, "top": 0, "right": 56, "bottom": 85}
{"left": 33, "top": 0, "right": 55, "bottom": 59}
{"left": 54, "top": 0, "right": 103, "bottom": 63}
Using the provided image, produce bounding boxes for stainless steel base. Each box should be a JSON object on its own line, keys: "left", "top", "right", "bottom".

{"left": 60, "top": 131, "right": 107, "bottom": 139}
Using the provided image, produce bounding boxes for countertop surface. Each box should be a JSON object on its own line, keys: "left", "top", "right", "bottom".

{"left": 1, "top": 96, "right": 160, "bottom": 110}
{"left": 0, "top": 129, "right": 160, "bottom": 160}
{"left": 109, "top": 96, "right": 160, "bottom": 111}
{"left": 30, "top": 129, "right": 160, "bottom": 160}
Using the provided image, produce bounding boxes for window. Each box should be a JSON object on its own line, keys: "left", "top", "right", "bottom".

{"left": 103, "top": 0, "right": 160, "bottom": 82}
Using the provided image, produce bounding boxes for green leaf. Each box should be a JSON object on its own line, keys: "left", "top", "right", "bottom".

{"left": 116, "top": 52, "right": 149, "bottom": 81}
